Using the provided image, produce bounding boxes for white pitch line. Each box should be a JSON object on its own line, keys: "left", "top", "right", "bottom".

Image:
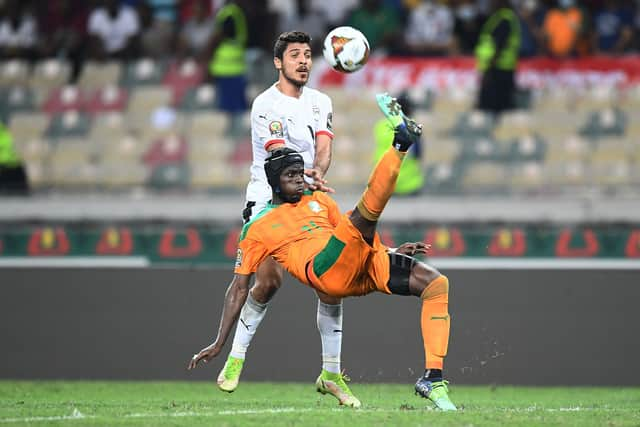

{"left": 1, "top": 406, "right": 637, "bottom": 423}
{"left": 0, "top": 409, "right": 89, "bottom": 424}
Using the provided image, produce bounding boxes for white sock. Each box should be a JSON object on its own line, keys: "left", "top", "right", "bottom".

{"left": 229, "top": 292, "right": 268, "bottom": 359}
{"left": 317, "top": 300, "right": 343, "bottom": 374}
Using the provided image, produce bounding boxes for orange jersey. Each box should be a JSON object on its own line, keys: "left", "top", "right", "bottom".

{"left": 234, "top": 191, "right": 342, "bottom": 284}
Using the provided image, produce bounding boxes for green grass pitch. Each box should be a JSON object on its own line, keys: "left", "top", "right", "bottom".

{"left": 1, "top": 381, "right": 639, "bottom": 426}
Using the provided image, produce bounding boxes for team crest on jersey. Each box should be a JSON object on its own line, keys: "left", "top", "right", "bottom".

{"left": 308, "top": 201, "right": 322, "bottom": 213}
{"left": 326, "top": 112, "right": 333, "bottom": 131}
{"left": 235, "top": 248, "right": 243, "bottom": 268}
{"left": 269, "top": 121, "right": 283, "bottom": 138}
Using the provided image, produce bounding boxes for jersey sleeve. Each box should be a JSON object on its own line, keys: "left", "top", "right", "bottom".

{"left": 234, "top": 231, "right": 269, "bottom": 275}
{"left": 316, "top": 93, "right": 334, "bottom": 140}
{"left": 251, "top": 97, "right": 286, "bottom": 151}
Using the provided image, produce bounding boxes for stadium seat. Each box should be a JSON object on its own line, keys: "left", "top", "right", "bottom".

{"left": 545, "top": 135, "right": 590, "bottom": 163}
{"left": 23, "top": 158, "right": 49, "bottom": 190}
{"left": 100, "top": 160, "right": 148, "bottom": 188}
{"left": 188, "top": 110, "right": 229, "bottom": 140}
{"left": 142, "top": 135, "right": 188, "bottom": 167}
{"left": 424, "top": 163, "right": 463, "bottom": 194}
{"left": 414, "top": 111, "right": 457, "bottom": 141}
{"left": 508, "top": 161, "right": 545, "bottom": 193}
{"left": 506, "top": 134, "right": 547, "bottom": 163}
{"left": 147, "top": 163, "right": 190, "bottom": 189}
{"left": 13, "top": 137, "right": 51, "bottom": 163}
{"left": 433, "top": 87, "right": 475, "bottom": 114}
{"left": 461, "top": 161, "right": 509, "bottom": 193}
{"left": 89, "top": 112, "right": 129, "bottom": 144}
{"left": 46, "top": 111, "right": 92, "bottom": 138}
{"left": 127, "top": 85, "right": 173, "bottom": 118}
{"left": 100, "top": 134, "right": 148, "bottom": 164}
{"left": 458, "top": 136, "right": 502, "bottom": 162}
{"left": 188, "top": 137, "right": 234, "bottom": 162}
{"left": 49, "top": 138, "right": 98, "bottom": 188}
{"left": 9, "top": 112, "right": 50, "bottom": 142}
{"left": 0, "top": 59, "right": 30, "bottom": 87}
{"left": 178, "top": 84, "right": 216, "bottom": 112}
{"left": 190, "top": 160, "right": 229, "bottom": 189}
{"left": 544, "top": 161, "right": 588, "bottom": 188}
{"left": 84, "top": 85, "right": 128, "bottom": 115}
{"left": 531, "top": 87, "right": 574, "bottom": 112}
{"left": 163, "top": 59, "right": 206, "bottom": 106}
{"left": 576, "top": 84, "right": 618, "bottom": 113}
{"left": 121, "top": 58, "right": 167, "bottom": 87}
{"left": 42, "top": 85, "right": 84, "bottom": 114}
{"left": 78, "top": 61, "right": 122, "bottom": 91}
{"left": 579, "top": 108, "right": 627, "bottom": 139}
{"left": 448, "top": 111, "right": 495, "bottom": 140}
{"left": 422, "top": 138, "right": 460, "bottom": 167}
{"left": 590, "top": 158, "right": 632, "bottom": 188}
{"left": 30, "top": 59, "right": 71, "bottom": 96}
{"left": 494, "top": 111, "right": 534, "bottom": 140}
{"left": 0, "top": 86, "right": 36, "bottom": 122}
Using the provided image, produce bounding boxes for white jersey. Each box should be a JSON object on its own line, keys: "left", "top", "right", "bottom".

{"left": 245, "top": 83, "right": 333, "bottom": 206}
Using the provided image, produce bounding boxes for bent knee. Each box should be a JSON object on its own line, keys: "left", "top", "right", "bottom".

{"left": 421, "top": 274, "right": 449, "bottom": 300}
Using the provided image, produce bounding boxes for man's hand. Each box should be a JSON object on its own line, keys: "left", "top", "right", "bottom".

{"left": 395, "top": 242, "right": 431, "bottom": 256}
{"left": 305, "top": 168, "right": 335, "bottom": 193}
{"left": 187, "top": 342, "right": 222, "bottom": 370}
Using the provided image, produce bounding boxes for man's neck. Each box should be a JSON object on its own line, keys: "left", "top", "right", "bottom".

{"left": 276, "top": 79, "right": 304, "bottom": 99}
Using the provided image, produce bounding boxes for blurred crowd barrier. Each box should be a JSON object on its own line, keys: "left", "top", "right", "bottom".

{"left": 2, "top": 222, "right": 640, "bottom": 266}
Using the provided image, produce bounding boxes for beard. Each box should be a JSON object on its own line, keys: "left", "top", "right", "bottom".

{"left": 282, "top": 66, "right": 309, "bottom": 88}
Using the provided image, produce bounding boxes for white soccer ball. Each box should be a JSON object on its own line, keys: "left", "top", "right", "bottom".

{"left": 322, "top": 26, "right": 370, "bottom": 73}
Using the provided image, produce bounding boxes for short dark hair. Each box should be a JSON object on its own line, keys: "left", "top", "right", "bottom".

{"left": 273, "top": 31, "right": 312, "bottom": 60}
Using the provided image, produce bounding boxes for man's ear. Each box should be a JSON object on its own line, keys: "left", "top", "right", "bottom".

{"left": 274, "top": 57, "right": 282, "bottom": 71}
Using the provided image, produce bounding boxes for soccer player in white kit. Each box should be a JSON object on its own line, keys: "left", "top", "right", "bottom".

{"left": 215, "top": 31, "right": 360, "bottom": 407}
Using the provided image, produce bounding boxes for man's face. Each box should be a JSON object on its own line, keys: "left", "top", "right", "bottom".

{"left": 279, "top": 163, "right": 305, "bottom": 203}
{"left": 275, "top": 42, "right": 312, "bottom": 88}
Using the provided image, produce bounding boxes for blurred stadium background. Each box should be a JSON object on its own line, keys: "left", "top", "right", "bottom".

{"left": 1, "top": 0, "right": 640, "bottom": 389}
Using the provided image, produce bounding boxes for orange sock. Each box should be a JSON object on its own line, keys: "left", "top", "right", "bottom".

{"left": 420, "top": 275, "right": 450, "bottom": 370}
{"left": 356, "top": 147, "right": 404, "bottom": 221}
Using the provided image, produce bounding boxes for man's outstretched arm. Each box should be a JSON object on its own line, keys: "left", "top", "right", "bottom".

{"left": 188, "top": 273, "right": 252, "bottom": 370}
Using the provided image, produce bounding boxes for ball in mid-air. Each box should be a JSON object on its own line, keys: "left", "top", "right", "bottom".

{"left": 322, "top": 26, "right": 370, "bottom": 73}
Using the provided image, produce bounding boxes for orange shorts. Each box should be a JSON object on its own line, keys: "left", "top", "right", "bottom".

{"left": 305, "top": 214, "right": 392, "bottom": 297}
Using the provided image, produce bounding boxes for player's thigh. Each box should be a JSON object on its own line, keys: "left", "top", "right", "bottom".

{"left": 408, "top": 260, "right": 441, "bottom": 297}
{"left": 252, "top": 257, "right": 285, "bottom": 303}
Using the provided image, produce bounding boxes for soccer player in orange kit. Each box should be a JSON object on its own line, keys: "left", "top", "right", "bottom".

{"left": 188, "top": 94, "right": 457, "bottom": 411}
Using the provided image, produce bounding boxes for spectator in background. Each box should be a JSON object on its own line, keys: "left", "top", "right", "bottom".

{"left": 38, "top": 0, "right": 88, "bottom": 81}
{"left": 401, "top": 0, "right": 457, "bottom": 56}
{"left": 514, "top": 0, "right": 545, "bottom": 58}
{"left": 593, "top": 0, "right": 633, "bottom": 54}
{"left": 542, "top": 0, "right": 587, "bottom": 57}
{"left": 453, "top": 0, "right": 483, "bottom": 55}
{"left": 347, "top": 0, "right": 401, "bottom": 52}
{"left": 138, "top": 1, "right": 175, "bottom": 58}
{"left": 279, "top": 0, "right": 328, "bottom": 54}
{"left": 373, "top": 93, "right": 424, "bottom": 196}
{"left": 179, "top": 0, "right": 213, "bottom": 23}
{"left": 177, "top": 0, "right": 216, "bottom": 59}
{"left": 310, "top": 0, "right": 359, "bottom": 27}
{"left": 88, "top": 0, "right": 141, "bottom": 61}
{"left": 0, "top": 121, "right": 28, "bottom": 195}
{"left": 0, "top": 0, "right": 38, "bottom": 61}
{"left": 206, "top": 0, "right": 249, "bottom": 136}
{"left": 475, "top": 0, "right": 520, "bottom": 116}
